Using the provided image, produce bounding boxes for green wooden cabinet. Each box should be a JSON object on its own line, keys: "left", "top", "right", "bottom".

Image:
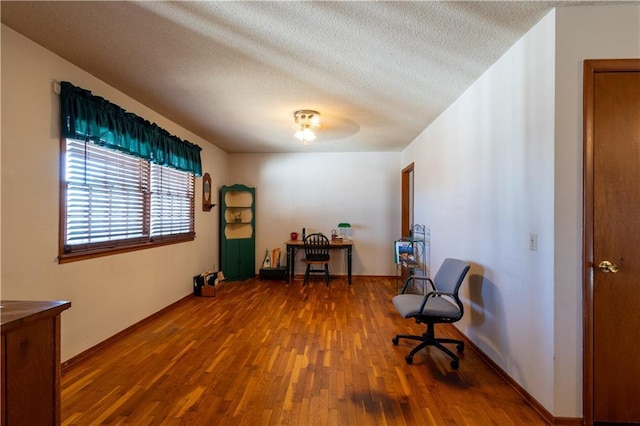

{"left": 220, "top": 184, "right": 255, "bottom": 281}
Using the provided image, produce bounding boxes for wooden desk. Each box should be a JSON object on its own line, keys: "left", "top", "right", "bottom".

{"left": 285, "top": 239, "right": 353, "bottom": 284}
{"left": 1, "top": 300, "right": 71, "bottom": 426}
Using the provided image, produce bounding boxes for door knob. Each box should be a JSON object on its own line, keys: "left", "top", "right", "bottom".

{"left": 598, "top": 260, "right": 619, "bottom": 273}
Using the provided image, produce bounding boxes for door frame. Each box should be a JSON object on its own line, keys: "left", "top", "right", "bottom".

{"left": 582, "top": 58, "right": 640, "bottom": 425}
{"left": 401, "top": 163, "right": 414, "bottom": 238}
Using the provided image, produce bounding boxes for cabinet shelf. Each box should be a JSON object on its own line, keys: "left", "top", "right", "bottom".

{"left": 396, "top": 224, "right": 430, "bottom": 293}
{"left": 399, "top": 260, "right": 421, "bottom": 269}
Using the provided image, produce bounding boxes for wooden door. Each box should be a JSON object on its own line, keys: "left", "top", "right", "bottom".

{"left": 583, "top": 59, "right": 640, "bottom": 424}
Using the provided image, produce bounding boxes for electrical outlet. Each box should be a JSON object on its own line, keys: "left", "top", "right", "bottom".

{"left": 529, "top": 233, "right": 537, "bottom": 251}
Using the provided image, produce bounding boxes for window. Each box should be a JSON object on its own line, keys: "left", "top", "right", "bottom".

{"left": 60, "top": 138, "right": 195, "bottom": 262}
{"left": 58, "top": 81, "right": 201, "bottom": 263}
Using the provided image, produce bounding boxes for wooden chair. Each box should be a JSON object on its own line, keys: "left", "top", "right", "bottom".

{"left": 302, "top": 233, "right": 331, "bottom": 286}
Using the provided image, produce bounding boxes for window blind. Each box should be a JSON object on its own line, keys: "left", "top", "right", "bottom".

{"left": 150, "top": 163, "right": 195, "bottom": 240}
{"left": 63, "top": 138, "right": 194, "bottom": 255}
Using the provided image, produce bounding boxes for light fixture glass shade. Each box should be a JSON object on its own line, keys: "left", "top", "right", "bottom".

{"left": 292, "top": 110, "right": 321, "bottom": 145}
{"left": 294, "top": 128, "right": 316, "bottom": 144}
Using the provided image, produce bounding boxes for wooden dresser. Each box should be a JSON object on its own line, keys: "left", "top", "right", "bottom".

{"left": 1, "top": 300, "right": 71, "bottom": 426}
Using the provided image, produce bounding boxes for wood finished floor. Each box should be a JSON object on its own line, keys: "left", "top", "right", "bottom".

{"left": 61, "top": 277, "right": 547, "bottom": 425}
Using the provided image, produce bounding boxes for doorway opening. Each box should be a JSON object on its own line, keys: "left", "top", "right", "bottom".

{"left": 401, "top": 163, "right": 414, "bottom": 238}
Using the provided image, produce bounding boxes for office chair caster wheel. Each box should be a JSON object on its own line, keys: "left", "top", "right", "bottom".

{"left": 457, "top": 343, "right": 464, "bottom": 353}
{"left": 451, "top": 360, "right": 459, "bottom": 370}
{"left": 392, "top": 337, "right": 399, "bottom": 346}
{"left": 405, "top": 355, "right": 413, "bottom": 364}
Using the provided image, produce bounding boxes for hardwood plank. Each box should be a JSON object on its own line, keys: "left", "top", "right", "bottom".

{"left": 61, "top": 277, "right": 549, "bottom": 425}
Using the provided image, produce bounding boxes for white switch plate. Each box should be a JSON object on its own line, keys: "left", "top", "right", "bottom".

{"left": 529, "top": 233, "right": 537, "bottom": 251}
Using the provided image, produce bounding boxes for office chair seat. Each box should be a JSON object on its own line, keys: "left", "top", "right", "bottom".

{"left": 393, "top": 293, "right": 460, "bottom": 319}
{"left": 391, "top": 258, "right": 470, "bottom": 369}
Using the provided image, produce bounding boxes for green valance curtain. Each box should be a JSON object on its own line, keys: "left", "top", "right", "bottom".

{"left": 60, "top": 81, "right": 202, "bottom": 176}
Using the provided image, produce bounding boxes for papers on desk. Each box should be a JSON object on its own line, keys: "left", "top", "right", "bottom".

{"left": 332, "top": 235, "right": 351, "bottom": 243}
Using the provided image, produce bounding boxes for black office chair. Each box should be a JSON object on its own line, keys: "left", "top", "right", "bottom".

{"left": 302, "top": 233, "right": 331, "bottom": 286}
{"left": 392, "top": 258, "right": 470, "bottom": 369}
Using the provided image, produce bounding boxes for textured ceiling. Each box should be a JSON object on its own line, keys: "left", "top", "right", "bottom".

{"left": 0, "top": 1, "right": 621, "bottom": 153}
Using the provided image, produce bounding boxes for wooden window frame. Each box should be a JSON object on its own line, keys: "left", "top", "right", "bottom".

{"left": 58, "top": 138, "right": 195, "bottom": 264}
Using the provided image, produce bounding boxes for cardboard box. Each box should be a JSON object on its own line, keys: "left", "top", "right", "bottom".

{"left": 194, "top": 271, "right": 224, "bottom": 297}
{"left": 201, "top": 284, "right": 216, "bottom": 297}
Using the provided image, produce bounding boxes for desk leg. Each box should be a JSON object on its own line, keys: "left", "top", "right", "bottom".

{"left": 347, "top": 246, "right": 352, "bottom": 285}
{"left": 287, "top": 246, "right": 295, "bottom": 283}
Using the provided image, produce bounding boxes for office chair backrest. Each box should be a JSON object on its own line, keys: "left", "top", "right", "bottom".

{"left": 304, "top": 233, "right": 330, "bottom": 261}
{"left": 433, "top": 258, "right": 470, "bottom": 297}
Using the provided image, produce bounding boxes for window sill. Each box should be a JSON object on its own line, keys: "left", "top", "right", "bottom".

{"left": 58, "top": 235, "right": 195, "bottom": 264}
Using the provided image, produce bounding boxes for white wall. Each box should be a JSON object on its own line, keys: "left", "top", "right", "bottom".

{"left": 226, "top": 152, "right": 401, "bottom": 277}
{"left": 0, "top": 26, "right": 228, "bottom": 361}
{"left": 553, "top": 4, "right": 640, "bottom": 419}
{"left": 403, "top": 9, "right": 556, "bottom": 411}
{"left": 401, "top": 4, "right": 640, "bottom": 419}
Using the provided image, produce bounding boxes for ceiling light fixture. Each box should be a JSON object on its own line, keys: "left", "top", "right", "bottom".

{"left": 292, "top": 110, "right": 321, "bottom": 145}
